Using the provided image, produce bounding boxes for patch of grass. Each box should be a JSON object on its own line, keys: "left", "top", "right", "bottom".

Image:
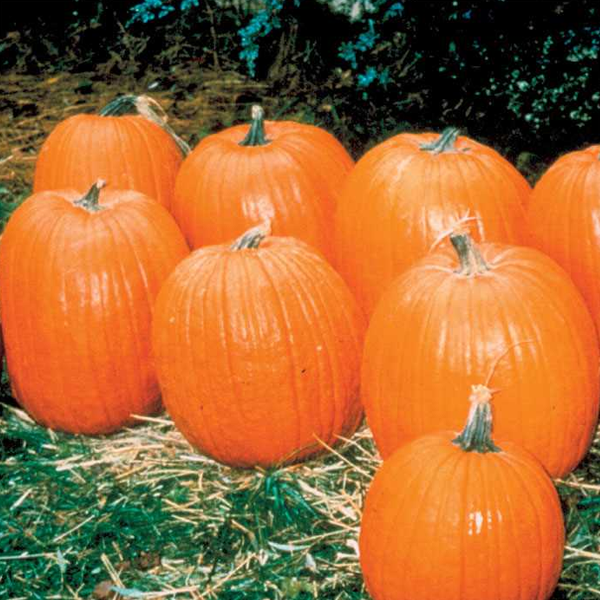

{"left": 0, "top": 406, "right": 374, "bottom": 599}
{"left": 1, "top": 401, "right": 599, "bottom": 599}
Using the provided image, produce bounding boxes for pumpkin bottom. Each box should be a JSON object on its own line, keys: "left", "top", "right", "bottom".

{"left": 11, "top": 381, "right": 162, "bottom": 435}
{"left": 163, "top": 390, "right": 364, "bottom": 469}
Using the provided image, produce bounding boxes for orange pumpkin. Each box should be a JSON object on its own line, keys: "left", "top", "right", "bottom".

{"left": 172, "top": 106, "right": 354, "bottom": 261}
{"left": 526, "top": 144, "right": 600, "bottom": 337}
{"left": 34, "top": 95, "right": 187, "bottom": 209}
{"left": 334, "top": 128, "right": 531, "bottom": 314}
{"left": 360, "top": 386, "right": 565, "bottom": 600}
{"left": 361, "top": 233, "right": 599, "bottom": 477}
{"left": 0, "top": 181, "right": 189, "bottom": 434}
{"left": 152, "top": 225, "right": 366, "bottom": 468}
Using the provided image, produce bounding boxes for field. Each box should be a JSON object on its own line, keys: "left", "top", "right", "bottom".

{"left": 1, "top": 70, "right": 599, "bottom": 600}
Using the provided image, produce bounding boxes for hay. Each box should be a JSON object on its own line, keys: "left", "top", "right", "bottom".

{"left": 1, "top": 404, "right": 375, "bottom": 599}
{"left": 1, "top": 401, "right": 599, "bottom": 599}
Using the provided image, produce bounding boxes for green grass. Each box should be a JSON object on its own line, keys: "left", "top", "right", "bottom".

{"left": 1, "top": 397, "right": 599, "bottom": 600}
{"left": 0, "top": 402, "right": 373, "bottom": 599}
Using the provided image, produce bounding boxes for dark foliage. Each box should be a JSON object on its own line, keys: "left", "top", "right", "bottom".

{"left": 1, "top": 0, "right": 599, "bottom": 170}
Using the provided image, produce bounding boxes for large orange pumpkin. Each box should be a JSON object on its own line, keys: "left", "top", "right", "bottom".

{"left": 361, "top": 233, "right": 599, "bottom": 477}
{"left": 0, "top": 181, "right": 189, "bottom": 434}
{"left": 526, "top": 144, "right": 600, "bottom": 337}
{"left": 172, "top": 106, "right": 354, "bottom": 261}
{"left": 34, "top": 95, "right": 187, "bottom": 209}
{"left": 152, "top": 225, "right": 366, "bottom": 468}
{"left": 334, "top": 128, "right": 531, "bottom": 314}
{"left": 360, "top": 386, "right": 565, "bottom": 600}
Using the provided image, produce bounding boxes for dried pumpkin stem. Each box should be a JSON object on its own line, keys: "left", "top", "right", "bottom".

{"left": 98, "top": 95, "right": 139, "bottom": 116}
{"left": 452, "top": 385, "right": 501, "bottom": 453}
{"left": 239, "top": 105, "right": 270, "bottom": 147}
{"left": 420, "top": 127, "right": 460, "bottom": 154}
{"left": 231, "top": 222, "right": 271, "bottom": 250}
{"left": 98, "top": 94, "right": 190, "bottom": 156}
{"left": 74, "top": 179, "right": 107, "bottom": 213}
{"left": 450, "top": 233, "right": 490, "bottom": 276}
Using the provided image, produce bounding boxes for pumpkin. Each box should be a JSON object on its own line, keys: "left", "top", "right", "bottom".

{"left": 171, "top": 105, "right": 354, "bottom": 261}
{"left": 361, "top": 233, "right": 599, "bottom": 477}
{"left": 33, "top": 95, "right": 188, "bottom": 209}
{"left": 526, "top": 144, "right": 600, "bottom": 337}
{"left": 0, "top": 181, "right": 189, "bottom": 434}
{"left": 152, "top": 224, "right": 366, "bottom": 467}
{"left": 334, "top": 128, "right": 531, "bottom": 314}
{"left": 359, "top": 386, "right": 565, "bottom": 600}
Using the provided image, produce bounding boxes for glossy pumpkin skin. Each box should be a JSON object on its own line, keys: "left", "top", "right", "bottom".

{"left": 172, "top": 112, "right": 354, "bottom": 260}
{"left": 34, "top": 110, "right": 183, "bottom": 209}
{"left": 152, "top": 231, "right": 366, "bottom": 468}
{"left": 526, "top": 145, "right": 600, "bottom": 337}
{"left": 360, "top": 429, "right": 565, "bottom": 600}
{"left": 361, "top": 238, "right": 600, "bottom": 477}
{"left": 0, "top": 186, "right": 189, "bottom": 434}
{"left": 334, "top": 129, "right": 531, "bottom": 314}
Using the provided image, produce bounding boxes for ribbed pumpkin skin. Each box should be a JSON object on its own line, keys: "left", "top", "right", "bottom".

{"left": 172, "top": 121, "right": 354, "bottom": 260}
{"left": 33, "top": 115, "right": 183, "bottom": 209}
{"left": 152, "top": 236, "right": 366, "bottom": 468}
{"left": 334, "top": 132, "right": 531, "bottom": 314}
{"left": 360, "top": 433, "right": 565, "bottom": 600}
{"left": 361, "top": 242, "right": 599, "bottom": 477}
{"left": 0, "top": 189, "right": 189, "bottom": 434}
{"left": 526, "top": 145, "right": 600, "bottom": 336}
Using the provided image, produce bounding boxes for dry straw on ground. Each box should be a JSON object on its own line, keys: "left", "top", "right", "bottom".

{"left": 1, "top": 403, "right": 599, "bottom": 599}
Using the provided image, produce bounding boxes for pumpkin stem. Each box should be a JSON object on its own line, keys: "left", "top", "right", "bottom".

{"left": 98, "top": 95, "right": 139, "bottom": 116}
{"left": 231, "top": 222, "right": 271, "bottom": 250}
{"left": 239, "top": 105, "right": 270, "bottom": 147}
{"left": 452, "top": 385, "right": 501, "bottom": 453}
{"left": 420, "top": 127, "right": 460, "bottom": 154}
{"left": 74, "top": 179, "right": 107, "bottom": 213}
{"left": 450, "top": 233, "right": 490, "bottom": 276}
{"left": 98, "top": 94, "right": 191, "bottom": 156}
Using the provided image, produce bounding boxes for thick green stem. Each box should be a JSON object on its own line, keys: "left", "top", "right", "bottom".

{"left": 239, "top": 105, "right": 270, "bottom": 147}
{"left": 420, "top": 127, "right": 460, "bottom": 154}
{"left": 74, "top": 180, "right": 107, "bottom": 213}
{"left": 450, "top": 233, "right": 489, "bottom": 276}
{"left": 230, "top": 223, "right": 271, "bottom": 250}
{"left": 452, "top": 385, "right": 501, "bottom": 453}
{"left": 98, "top": 95, "right": 139, "bottom": 116}
{"left": 98, "top": 95, "right": 190, "bottom": 156}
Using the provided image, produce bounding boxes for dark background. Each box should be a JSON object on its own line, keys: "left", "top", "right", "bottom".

{"left": 1, "top": 0, "right": 599, "bottom": 171}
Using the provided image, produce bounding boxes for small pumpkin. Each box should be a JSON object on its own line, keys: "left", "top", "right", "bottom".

{"left": 34, "top": 95, "right": 188, "bottom": 209}
{"left": 526, "top": 144, "right": 600, "bottom": 337}
{"left": 152, "top": 224, "right": 366, "bottom": 468}
{"left": 334, "top": 127, "right": 531, "bottom": 314}
{"left": 359, "top": 386, "right": 565, "bottom": 600}
{"left": 361, "top": 232, "right": 599, "bottom": 477}
{"left": 0, "top": 181, "right": 189, "bottom": 434}
{"left": 172, "top": 105, "right": 354, "bottom": 260}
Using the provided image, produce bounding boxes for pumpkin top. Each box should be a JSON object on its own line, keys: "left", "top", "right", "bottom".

{"left": 73, "top": 179, "right": 107, "bottom": 213}
{"left": 96, "top": 94, "right": 190, "bottom": 155}
{"left": 196, "top": 108, "right": 342, "bottom": 154}
{"left": 419, "top": 126, "right": 461, "bottom": 154}
{"left": 452, "top": 385, "right": 500, "bottom": 453}
{"left": 449, "top": 232, "right": 490, "bottom": 276}
{"left": 230, "top": 222, "right": 271, "bottom": 250}
{"left": 239, "top": 105, "right": 271, "bottom": 147}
